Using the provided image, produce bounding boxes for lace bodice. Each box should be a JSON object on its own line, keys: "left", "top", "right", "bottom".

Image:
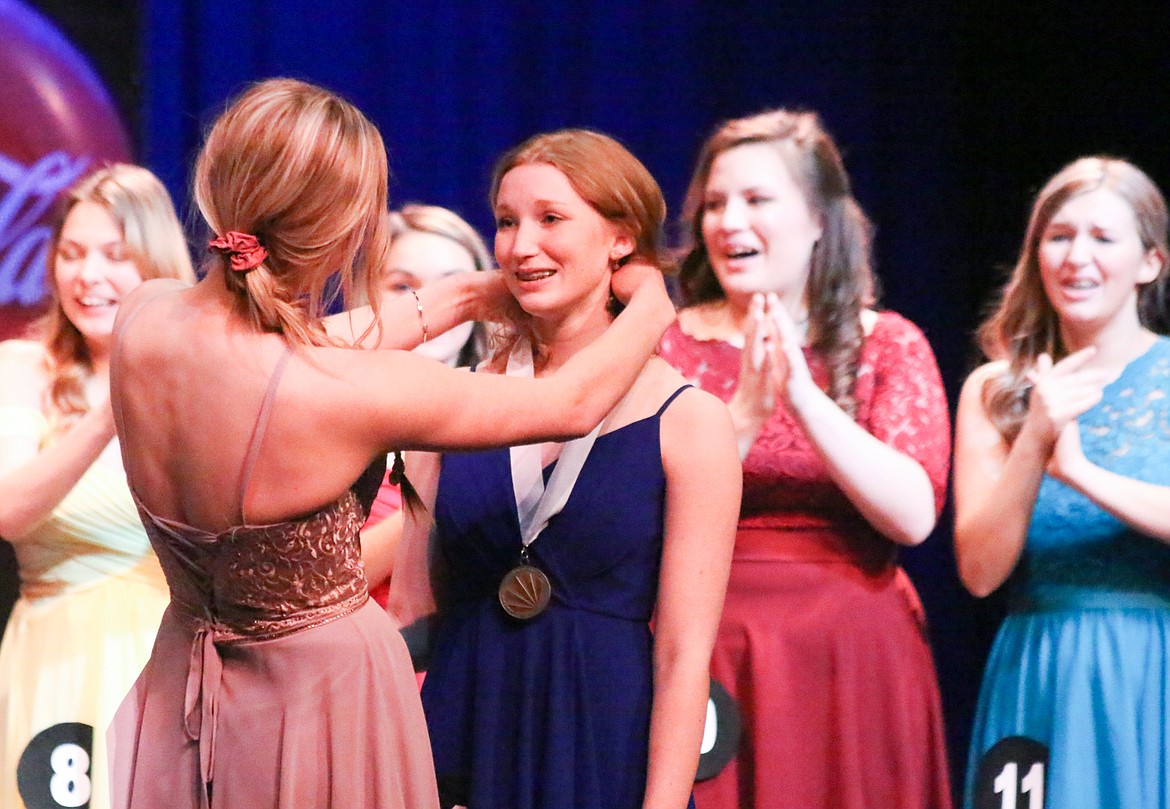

{"left": 659, "top": 311, "right": 950, "bottom": 534}
{"left": 134, "top": 460, "right": 383, "bottom": 642}
{"left": 1019, "top": 337, "right": 1170, "bottom": 597}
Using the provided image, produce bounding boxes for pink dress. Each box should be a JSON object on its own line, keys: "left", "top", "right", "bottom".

{"left": 108, "top": 348, "right": 438, "bottom": 809}
{"left": 659, "top": 311, "right": 953, "bottom": 809}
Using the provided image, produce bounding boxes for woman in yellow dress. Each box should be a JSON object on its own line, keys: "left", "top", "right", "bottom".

{"left": 0, "top": 164, "right": 195, "bottom": 809}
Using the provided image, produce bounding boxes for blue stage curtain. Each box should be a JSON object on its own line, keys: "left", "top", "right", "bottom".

{"left": 137, "top": 1, "right": 991, "bottom": 795}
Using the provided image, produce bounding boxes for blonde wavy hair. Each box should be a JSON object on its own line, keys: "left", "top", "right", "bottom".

{"left": 388, "top": 204, "right": 493, "bottom": 274}
{"left": 40, "top": 163, "right": 194, "bottom": 429}
{"left": 978, "top": 156, "right": 1170, "bottom": 443}
{"left": 678, "top": 109, "right": 876, "bottom": 418}
{"left": 194, "top": 78, "right": 390, "bottom": 346}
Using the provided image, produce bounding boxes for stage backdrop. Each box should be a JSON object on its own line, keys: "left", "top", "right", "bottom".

{"left": 13, "top": 0, "right": 1170, "bottom": 796}
{"left": 132, "top": 1, "right": 997, "bottom": 785}
{"left": 0, "top": 0, "right": 133, "bottom": 338}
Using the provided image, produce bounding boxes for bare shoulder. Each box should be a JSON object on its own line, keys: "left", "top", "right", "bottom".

{"left": 960, "top": 360, "right": 1008, "bottom": 402}
{"left": 656, "top": 358, "right": 738, "bottom": 484}
{"left": 118, "top": 277, "right": 189, "bottom": 318}
{"left": 0, "top": 340, "right": 49, "bottom": 406}
{"left": 650, "top": 357, "right": 731, "bottom": 433}
{"left": 642, "top": 357, "right": 709, "bottom": 410}
{"left": 114, "top": 279, "right": 192, "bottom": 357}
{"left": 664, "top": 384, "right": 731, "bottom": 429}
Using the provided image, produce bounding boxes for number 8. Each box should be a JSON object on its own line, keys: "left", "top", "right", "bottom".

{"left": 49, "top": 743, "right": 91, "bottom": 808}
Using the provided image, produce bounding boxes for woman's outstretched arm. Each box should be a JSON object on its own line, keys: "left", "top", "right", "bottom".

{"left": 355, "top": 264, "right": 677, "bottom": 452}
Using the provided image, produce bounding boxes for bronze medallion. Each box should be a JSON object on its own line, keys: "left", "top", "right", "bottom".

{"left": 498, "top": 564, "right": 552, "bottom": 620}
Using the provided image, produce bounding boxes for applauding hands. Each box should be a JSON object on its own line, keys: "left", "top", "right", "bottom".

{"left": 1020, "top": 348, "right": 1110, "bottom": 480}
{"left": 727, "top": 292, "right": 815, "bottom": 458}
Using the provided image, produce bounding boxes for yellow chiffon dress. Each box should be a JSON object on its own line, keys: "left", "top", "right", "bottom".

{"left": 0, "top": 405, "right": 168, "bottom": 809}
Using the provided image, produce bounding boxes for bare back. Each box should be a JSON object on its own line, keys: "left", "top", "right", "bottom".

{"left": 112, "top": 279, "right": 388, "bottom": 531}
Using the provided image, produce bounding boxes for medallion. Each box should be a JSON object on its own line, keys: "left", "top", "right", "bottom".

{"left": 498, "top": 564, "right": 552, "bottom": 620}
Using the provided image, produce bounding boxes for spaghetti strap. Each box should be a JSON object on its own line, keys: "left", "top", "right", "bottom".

{"left": 237, "top": 346, "right": 293, "bottom": 523}
{"left": 654, "top": 383, "right": 693, "bottom": 417}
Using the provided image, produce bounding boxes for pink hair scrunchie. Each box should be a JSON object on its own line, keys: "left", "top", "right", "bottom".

{"left": 209, "top": 231, "right": 268, "bottom": 272}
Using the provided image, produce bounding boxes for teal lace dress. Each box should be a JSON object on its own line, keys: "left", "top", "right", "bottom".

{"left": 965, "top": 337, "right": 1170, "bottom": 809}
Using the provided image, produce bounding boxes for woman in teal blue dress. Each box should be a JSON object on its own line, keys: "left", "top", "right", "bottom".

{"left": 954, "top": 156, "right": 1170, "bottom": 809}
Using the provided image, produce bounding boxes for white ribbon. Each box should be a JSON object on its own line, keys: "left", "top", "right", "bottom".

{"left": 507, "top": 338, "right": 606, "bottom": 549}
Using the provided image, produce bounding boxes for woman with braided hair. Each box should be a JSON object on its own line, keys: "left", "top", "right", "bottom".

{"left": 362, "top": 203, "right": 494, "bottom": 606}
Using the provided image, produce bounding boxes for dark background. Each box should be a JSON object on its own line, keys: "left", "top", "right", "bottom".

{"left": 4, "top": 0, "right": 1169, "bottom": 797}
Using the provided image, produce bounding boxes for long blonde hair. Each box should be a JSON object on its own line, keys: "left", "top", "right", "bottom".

{"left": 978, "top": 156, "right": 1170, "bottom": 442}
{"left": 194, "top": 78, "right": 390, "bottom": 346}
{"left": 678, "top": 109, "right": 875, "bottom": 418}
{"left": 40, "top": 163, "right": 194, "bottom": 427}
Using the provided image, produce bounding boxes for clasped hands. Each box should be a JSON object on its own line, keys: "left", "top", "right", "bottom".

{"left": 727, "top": 293, "right": 816, "bottom": 458}
{"left": 1024, "top": 348, "right": 1110, "bottom": 482}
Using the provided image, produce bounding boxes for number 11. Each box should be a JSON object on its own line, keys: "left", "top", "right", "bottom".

{"left": 993, "top": 762, "right": 1044, "bottom": 809}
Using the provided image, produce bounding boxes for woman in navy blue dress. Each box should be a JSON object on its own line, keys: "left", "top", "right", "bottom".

{"left": 391, "top": 130, "right": 741, "bottom": 809}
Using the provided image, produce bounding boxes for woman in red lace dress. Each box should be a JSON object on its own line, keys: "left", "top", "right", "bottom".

{"left": 658, "top": 109, "right": 953, "bottom": 809}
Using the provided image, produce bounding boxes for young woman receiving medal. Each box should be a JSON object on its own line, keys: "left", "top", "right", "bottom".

{"left": 390, "top": 129, "right": 741, "bottom": 809}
